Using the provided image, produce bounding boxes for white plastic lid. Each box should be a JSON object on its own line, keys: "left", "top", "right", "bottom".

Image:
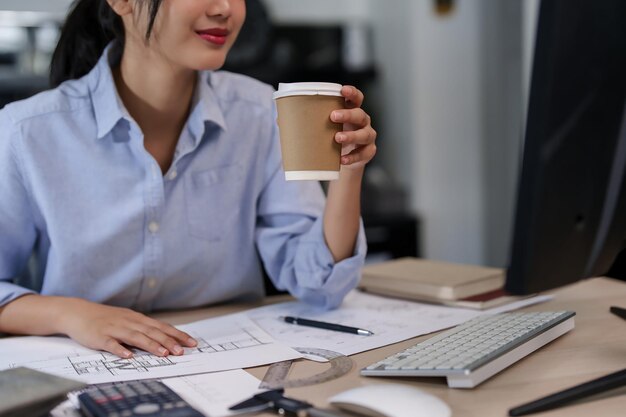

{"left": 273, "top": 82, "right": 343, "bottom": 100}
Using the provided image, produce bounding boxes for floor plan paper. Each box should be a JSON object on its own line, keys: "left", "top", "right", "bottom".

{"left": 0, "top": 314, "right": 300, "bottom": 384}
{"left": 246, "top": 290, "right": 553, "bottom": 357}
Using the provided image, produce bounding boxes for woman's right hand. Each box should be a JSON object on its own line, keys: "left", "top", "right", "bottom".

{"left": 59, "top": 298, "right": 197, "bottom": 358}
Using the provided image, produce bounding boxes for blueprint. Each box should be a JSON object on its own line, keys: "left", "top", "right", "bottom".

{"left": 0, "top": 314, "right": 300, "bottom": 384}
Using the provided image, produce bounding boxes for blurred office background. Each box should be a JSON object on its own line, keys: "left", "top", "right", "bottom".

{"left": 0, "top": 0, "right": 542, "bottom": 269}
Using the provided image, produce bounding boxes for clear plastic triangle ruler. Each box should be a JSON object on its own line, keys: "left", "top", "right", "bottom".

{"left": 259, "top": 347, "right": 354, "bottom": 389}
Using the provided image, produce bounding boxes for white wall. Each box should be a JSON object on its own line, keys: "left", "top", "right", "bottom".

{"left": 412, "top": 0, "right": 487, "bottom": 264}
{"left": 367, "top": 0, "right": 418, "bottom": 212}
{"left": 370, "top": 0, "right": 523, "bottom": 267}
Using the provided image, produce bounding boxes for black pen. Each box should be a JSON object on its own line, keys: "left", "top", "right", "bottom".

{"left": 508, "top": 368, "right": 626, "bottom": 416}
{"left": 609, "top": 305, "right": 626, "bottom": 321}
{"left": 281, "top": 316, "right": 374, "bottom": 336}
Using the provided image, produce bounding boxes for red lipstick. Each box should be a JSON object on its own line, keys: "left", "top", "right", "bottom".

{"left": 196, "top": 28, "right": 229, "bottom": 45}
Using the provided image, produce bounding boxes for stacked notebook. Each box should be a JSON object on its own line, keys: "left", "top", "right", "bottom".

{"left": 360, "top": 257, "right": 529, "bottom": 309}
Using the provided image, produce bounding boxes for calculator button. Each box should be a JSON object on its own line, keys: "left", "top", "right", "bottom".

{"left": 133, "top": 403, "right": 161, "bottom": 414}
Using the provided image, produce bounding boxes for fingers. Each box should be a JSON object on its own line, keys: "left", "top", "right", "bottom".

{"left": 341, "top": 143, "right": 377, "bottom": 166}
{"left": 336, "top": 125, "right": 377, "bottom": 146}
{"left": 341, "top": 85, "right": 364, "bottom": 108}
{"left": 146, "top": 317, "right": 197, "bottom": 347}
{"left": 123, "top": 316, "right": 197, "bottom": 356}
{"left": 331, "top": 108, "right": 370, "bottom": 128}
{"left": 136, "top": 324, "right": 185, "bottom": 356}
{"left": 65, "top": 301, "right": 198, "bottom": 360}
{"left": 114, "top": 328, "right": 173, "bottom": 357}
{"left": 100, "top": 330, "right": 182, "bottom": 359}
{"left": 101, "top": 314, "right": 197, "bottom": 358}
{"left": 102, "top": 338, "right": 134, "bottom": 359}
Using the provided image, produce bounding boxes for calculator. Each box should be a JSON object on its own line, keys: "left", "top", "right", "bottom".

{"left": 77, "top": 379, "right": 204, "bottom": 417}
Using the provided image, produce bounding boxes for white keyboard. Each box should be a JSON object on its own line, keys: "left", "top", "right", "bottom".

{"left": 362, "top": 311, "right": 575, "bottom": 388}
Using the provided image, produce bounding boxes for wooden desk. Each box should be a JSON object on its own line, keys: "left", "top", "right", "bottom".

{"left": 154, "top": 277, "right": 626, "bottom": 417}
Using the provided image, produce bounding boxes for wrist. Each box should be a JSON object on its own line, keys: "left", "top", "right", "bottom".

{"left": 340, "top": 164, "right": 365, "bottom": 179}
{"left": 0, "top": 294, "right": 73, "bottom": 336}
{"left": 52, "top": 297, "right": 84, "bottom": 335}
{"left": 327, "top": 166, "right": 364, "bottom": 199}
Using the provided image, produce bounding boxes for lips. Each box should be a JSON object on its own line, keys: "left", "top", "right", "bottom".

{"left": 196, "top": 28, "right": 229, "bottom": 45}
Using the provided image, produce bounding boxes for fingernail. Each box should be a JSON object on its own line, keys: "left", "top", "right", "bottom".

{"left": 158, "top": 347, "right": 168, "bottom": 355}
{"left": 173, "top": 345, "right": 183, "bottom": 355}
{"left": 187, "top": 337, "right": 197, "bottom": 346}
{"left": 332, "top": 111, "right": 343, "bottom": 122}
{"left": 122, "top": 350, "right": 133, "bottom": 358}
{"left": 336, "top": 133, "right": 347, "bottom": 142}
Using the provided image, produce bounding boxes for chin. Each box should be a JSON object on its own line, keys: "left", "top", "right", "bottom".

{"left": 187, "top": 55, "right": 228, "bottom": 71}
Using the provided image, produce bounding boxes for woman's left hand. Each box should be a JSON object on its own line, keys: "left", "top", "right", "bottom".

{"left": 331, "top": 86, "right": 377, "bottom": 170}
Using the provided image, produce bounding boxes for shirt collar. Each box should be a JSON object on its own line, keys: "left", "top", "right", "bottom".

{"left": 187, "top": 71, "right": 228, "bottom": 144}
{"left": 88, "top": 43, "right": 128, "bottom": 140}
{"left": 88, "top": 44, "right": 227, "bottom": 141}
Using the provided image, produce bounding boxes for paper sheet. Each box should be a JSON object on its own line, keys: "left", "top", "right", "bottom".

{"left": 163, "top": 369, "right": 262, "bottom": 417}
{"left": 246, "top": 290, "right": 553, "bottom": 357}
{"left": 0, "top": 314, "right": 300, "bottom": 384}
{"left": 50, "top": 397, "right": 82, "bottom": 417}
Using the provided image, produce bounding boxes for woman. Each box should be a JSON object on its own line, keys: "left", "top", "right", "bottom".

{"left": 0, "top": 0, "right": 376, "bottom": 359}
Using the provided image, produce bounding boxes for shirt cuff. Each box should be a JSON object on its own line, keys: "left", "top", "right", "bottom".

{"left": 293, "top": 216, "right": 367, "bottom": 309}
{"left": 0, "top": 281, "right": 37, "bottom": 308}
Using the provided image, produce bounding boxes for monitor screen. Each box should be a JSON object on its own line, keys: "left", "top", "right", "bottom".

{"left": 505, "top": 0, "right": 626, "bottom": 295}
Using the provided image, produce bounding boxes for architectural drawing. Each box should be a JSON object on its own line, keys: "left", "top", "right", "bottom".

{"left": 68, "top": 330, "right": 267, "bottom": 377}
{"left": 0, "top": 315, "right": 300, "bottom": 384}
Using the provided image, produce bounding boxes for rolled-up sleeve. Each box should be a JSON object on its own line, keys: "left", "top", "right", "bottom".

{"left": 255, "top": 111, "right": 367, "bottom": 309}
{"left": 0, "top": 109, "right": 38, "bottom": 307}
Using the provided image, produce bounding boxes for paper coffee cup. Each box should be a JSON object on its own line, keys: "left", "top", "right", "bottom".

{"left": 273, "top": 82, "right": 344, "bottom": 181}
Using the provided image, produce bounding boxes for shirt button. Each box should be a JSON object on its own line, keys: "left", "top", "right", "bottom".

{"left": 169, "top": 170, "right": 178, "bottom": 180}
{"left": 147, "top": 278, "right": 157, "bottom": 289}
{"left": 148, "top": 221, "right": 159, "bottom": 234}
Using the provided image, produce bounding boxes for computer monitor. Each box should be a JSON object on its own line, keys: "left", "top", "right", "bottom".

{"left": 505, "top": 0, "right": 626, "bottom": 295}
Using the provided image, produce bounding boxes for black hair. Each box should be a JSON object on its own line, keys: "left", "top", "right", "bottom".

{"left": 50, "top": 0, "right": 163, "bottom": 87}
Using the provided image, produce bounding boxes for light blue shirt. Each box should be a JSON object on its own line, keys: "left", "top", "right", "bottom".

{"left": 0, "top": 48, "right": 366, "bottom": 312}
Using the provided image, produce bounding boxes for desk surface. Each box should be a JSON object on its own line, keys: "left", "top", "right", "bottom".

{"left": 153, "top": 277, "right": 626, "bottom": 417}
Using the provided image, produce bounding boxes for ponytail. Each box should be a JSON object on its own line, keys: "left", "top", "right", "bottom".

{"left": 50, "top": 0, "right": 122, "bottom": 87}
{"left": 50, "top": 0, "right": 163, "bottom": 88}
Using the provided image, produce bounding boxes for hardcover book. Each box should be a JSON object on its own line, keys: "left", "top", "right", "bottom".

{"left": 360, "top": 257, "right": 507, "bottom": 304}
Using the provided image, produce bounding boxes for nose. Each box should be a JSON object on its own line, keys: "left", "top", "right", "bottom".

{"left": 206, "top": 0, "right": 232, "bottom": 18}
